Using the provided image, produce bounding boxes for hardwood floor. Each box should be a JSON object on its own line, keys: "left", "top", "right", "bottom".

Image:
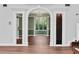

{"left": 0, "top": 46, "right": 73, "bottom": 54}
{"left": 28, "top": 36, "right": 50, "bottom": 45}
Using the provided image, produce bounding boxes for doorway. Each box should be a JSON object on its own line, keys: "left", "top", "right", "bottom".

{"left": 16, "top": 13, "right": 23, "bottom": 44}
{"left": 28, "top": 8, "right": 50, "bottom": 46}
{"left": 56, "top": 13, "right": 62, "bottom": 44}
{"left": 54, "top": 12, "right": 65, "bottom": 46}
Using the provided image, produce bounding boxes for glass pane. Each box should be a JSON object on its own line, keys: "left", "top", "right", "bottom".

{"left": 35, "top": 16, "right": 48, "bottom": 30}
{"left": 44, "top": 16, "right": 47, "bottom": 30}
{"left": 28, "top": 30, "right": 34, "bottom": 35}
{"left": 42, "top": 17, "right": 45, "bottom": 30}
{"left": 28, "top": 17, "right": 34, "bottom": 35}
{"left": 36, "top": 17, "right": 39, "bottom": 30}
{"left": 35, "top": 16, "right": 49, "bottom": 35}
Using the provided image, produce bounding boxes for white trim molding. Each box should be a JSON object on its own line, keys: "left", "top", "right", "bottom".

{"left": 13, "top": 11, "right": 26, "bottom": 46}
{"left": 26, "top": 6, "right": 53, "bottom": 46}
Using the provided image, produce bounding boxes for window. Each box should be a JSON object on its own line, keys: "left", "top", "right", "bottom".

{"left": 35, "top": 16, "right": 49, "bottom": 35}
{"left": 28, "top": 15, "right": 50, "bottom": 36}
{"left": 28, "top": 16, "right": 34, "bottom": 35}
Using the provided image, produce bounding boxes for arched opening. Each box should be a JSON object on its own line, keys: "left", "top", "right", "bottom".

{"left": 28, "top": 8, "right": 50, "bottom": 46}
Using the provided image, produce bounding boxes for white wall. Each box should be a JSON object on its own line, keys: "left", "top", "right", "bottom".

{"left": 0, "top": 4, "right": 79, "bottom": 46}
{"left": 0, "top": 7, "right": 14, "bottom": 44}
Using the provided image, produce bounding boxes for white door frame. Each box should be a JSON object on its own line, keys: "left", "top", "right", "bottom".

{"left": 13, "top": 11, "right": 26, "bottom": 46}
{"left": 26, "top": 6, "right": 54, "bottom": 46}
{"left": 53, "top": 11, "right": 65, "bottom": 46}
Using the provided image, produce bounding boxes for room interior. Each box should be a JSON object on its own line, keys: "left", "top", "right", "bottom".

{"left": 0, "top": 4, "right": 79, "bottom": 54}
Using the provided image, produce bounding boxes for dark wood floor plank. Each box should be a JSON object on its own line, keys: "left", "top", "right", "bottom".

{"left": 0, "top": 46, "right": 73, "bottom": 54}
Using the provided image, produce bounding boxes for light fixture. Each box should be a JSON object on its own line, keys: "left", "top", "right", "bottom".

{"left": 65, "top": 4, "right": 70, "bottom": 7}
{"left": 3, "top": 4, "right": 7, "bottom": 7}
